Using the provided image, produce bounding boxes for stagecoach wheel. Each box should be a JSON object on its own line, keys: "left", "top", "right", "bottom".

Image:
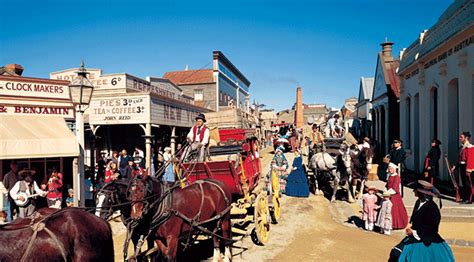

{"left": 270, "top": 170, "right": 281, "bottom": 223}
{"left": 270, "top": 194, "right": 281, "bottom": 224}
{"left": 254, "top": 192, "right": 270, "bottom": 245}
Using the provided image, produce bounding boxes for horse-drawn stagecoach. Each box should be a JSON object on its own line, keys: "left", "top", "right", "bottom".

{"left": 182, "top": 128, "right": 280, "bottom": 245}
{"left": 96, "top": 127, "right": 281, "bottom": 261}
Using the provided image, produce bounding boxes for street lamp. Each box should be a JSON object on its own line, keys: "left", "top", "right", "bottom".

{"left": 69, "top": 61, "right": 94, "bottom": 207}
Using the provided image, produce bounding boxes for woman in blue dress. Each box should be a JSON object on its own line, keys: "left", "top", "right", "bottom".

{"left": 389, "top": 180, "right": 454, "bottom": 262}
{"left": 285, "top": 150, "right": 309, "bottom": 197}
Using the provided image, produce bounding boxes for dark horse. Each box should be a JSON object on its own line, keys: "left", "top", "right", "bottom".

{"left": 0, "top": 208, "right": 114, "bottom": 261}
{"left": 128, "top": 176, "right": 233, "bottom": 262}
{"left": 95, "top": 179, "right": 155, "bottom": 260}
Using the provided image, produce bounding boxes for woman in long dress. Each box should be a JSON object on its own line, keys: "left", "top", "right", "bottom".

{"left": 271, "top": 147, "right": 289, "bottom": 194}
{"left": 389, "top": 180, "right": 454, "bottom": 262}
{"left": 285, "top": 150, "right": 309, "bottom": 197}
{"left": 385, "top": 162, "right": 408, "bottom": 230}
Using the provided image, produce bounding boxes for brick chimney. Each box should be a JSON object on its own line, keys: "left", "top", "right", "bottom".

{"left": 381, "top": 40, "right": 394, "bottom": 59}
{"left": 295, "top": 87, "right": 304, "bottom": 128}
{"left": 5, "top": 64, "right": 24, "bottom": 76}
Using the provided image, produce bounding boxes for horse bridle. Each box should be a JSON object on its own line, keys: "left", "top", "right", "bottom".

{"left": 97, "top": 181, "right": 127, "bottom": 218}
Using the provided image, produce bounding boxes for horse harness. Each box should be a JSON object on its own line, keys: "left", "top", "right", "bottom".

{"left": 20, "top": 210, "right": 68, "bottom": 262}
{"left": 133, "top": 179, "right": 233, "bottom": 251}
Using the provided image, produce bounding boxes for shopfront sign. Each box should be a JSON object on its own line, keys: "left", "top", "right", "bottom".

{"left": 0, "top": 104, "right": 74, "bottom": 117}
{"left": 0, "top": 77, "right": 70, "bottom": 100}
{"left": 51, "top": 69, "right": 127, "bottom": 91}
{"left": 127, "top": 76, "right": 193, "bottom": 104}
{"left": 424, "top": 35, "right": 473, "bottom": 70}
{"left": 151, "top": 98, "right": 200, "bottom": 127}
{"left": 89, "top": 95, "right": 150, "bottom": 125}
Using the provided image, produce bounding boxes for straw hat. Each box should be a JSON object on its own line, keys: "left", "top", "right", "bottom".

{"left": 382, "top": 191, "right": 392, "bottom": 197}
{"left": 164, "top": 147, "right": 172, "bottom": 152}
{"left": 365, "top": 181, "right": 378, "bottom": 192}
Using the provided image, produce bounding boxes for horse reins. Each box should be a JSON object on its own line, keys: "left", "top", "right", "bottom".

{"left": 18, "top": 209, "right": 71, "bottom": 262}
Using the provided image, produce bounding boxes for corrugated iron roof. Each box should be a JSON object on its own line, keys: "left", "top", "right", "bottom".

{"left": 163, "top": 69, "right": 214, "bottom": 85}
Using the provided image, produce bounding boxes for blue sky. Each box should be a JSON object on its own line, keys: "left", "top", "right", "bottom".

{"left": 0, "top": 0, "right": 452, "bottom": 111}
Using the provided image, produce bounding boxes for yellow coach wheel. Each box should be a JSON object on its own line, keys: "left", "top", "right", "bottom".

{"left": 270, "top": 169, "right": 281, "bottom": 222}
{"left": 254, "top": 193, "right": 270, "bottom": 245}
{"left": 272, "top": 194, "right": 281, "bottom": 221}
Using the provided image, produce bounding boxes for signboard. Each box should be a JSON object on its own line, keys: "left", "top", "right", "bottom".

{"left": 0, "top": 78, "right": 70, "bottom": 100}
{"left": 89, "top": 95, "right": 150, "bottom": 125}
{"left": 51, "top": 69, "right": 194, "bottom": 105}
{"left": 127, "top": 75, "right": 193, "bottom": 104}
{"left": 0, "top": 104, "right": 74, "bottom": 118}
{"left": 151, "top": 97, "right": 200, "bottom": 127}
{"left": 50, "top": 69, "right": 127, "bottom": 91}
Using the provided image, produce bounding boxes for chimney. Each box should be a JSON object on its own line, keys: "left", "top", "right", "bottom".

{"left": 295, "top": 87, "right": 304, "bottom": 128}
{"left": 381, "top": 40, "right": 394, "bottom": 59}
{"left": 5, "top": 64, "right": 24, "bottom": 76}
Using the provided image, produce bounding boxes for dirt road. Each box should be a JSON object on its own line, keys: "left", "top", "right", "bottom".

{"left": 111, "top": 149, "right": 473, "bottom": 261}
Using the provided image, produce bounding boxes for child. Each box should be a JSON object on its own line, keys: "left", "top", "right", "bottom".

{"left": 66, "top": 189, "right": 74, "bottom": 207}
{"left": 0, "top": 211, "right": 7, "bottom": 225}
{"left": 376, "top": 190, "right": 393, "bottom": 235}
{"left": 362, "top": 185, "right": 379, "bottom": 231}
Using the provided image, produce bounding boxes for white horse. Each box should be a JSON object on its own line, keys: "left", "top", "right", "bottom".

{"left": 309, "top": 148, "right": 354, "bottom": 202}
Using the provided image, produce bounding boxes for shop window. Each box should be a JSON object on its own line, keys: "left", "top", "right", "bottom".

{"left": 194, "top": 89, "right": 203, "bottom": 101}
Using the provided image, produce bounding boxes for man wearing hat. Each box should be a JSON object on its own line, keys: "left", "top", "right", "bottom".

{"left": 183, "top": 113, "right": 210, "bottom": 162}
{"left": 387, "top": 139, "right": 406, "bottom": 193}
{"left": 9, "top": 170, "right": 46, "bottom": 218}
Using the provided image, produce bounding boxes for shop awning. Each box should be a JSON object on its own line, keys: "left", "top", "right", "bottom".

{"left": 0, "top": 115, "right": 79, "bottom": 160}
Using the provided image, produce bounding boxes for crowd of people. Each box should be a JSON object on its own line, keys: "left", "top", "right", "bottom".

{"left": 0, "top": 161, "right": 96, "bottom": 221}
{"left": 270, "top": 117, "right": 470, "bottom": 261}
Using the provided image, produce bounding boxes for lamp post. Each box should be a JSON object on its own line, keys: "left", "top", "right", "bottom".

{"left": 69, "top": 61, "right": 94, "bottom": 207}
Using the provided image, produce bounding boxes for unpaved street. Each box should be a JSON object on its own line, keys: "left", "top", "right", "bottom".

{"left": 111, "top": 149, "right": 473, "bottom": 261}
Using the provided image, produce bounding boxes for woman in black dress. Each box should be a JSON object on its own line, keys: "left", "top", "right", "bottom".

{"left": 389, "top": 180, "right": 454, "bottom": 262}
{"left": 423, "top": 139, "right": 441, "bottom": 185}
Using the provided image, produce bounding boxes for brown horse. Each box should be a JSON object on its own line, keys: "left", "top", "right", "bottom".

{"left": 128, "top": 177, "right": 233, "bottom": 262}
{"left": 0, "top": 208, "right": 114, "bottom": 261}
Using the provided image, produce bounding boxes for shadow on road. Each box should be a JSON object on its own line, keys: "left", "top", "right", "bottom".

{"left": 346, "top": 215, "right": 365, "bottom": 229}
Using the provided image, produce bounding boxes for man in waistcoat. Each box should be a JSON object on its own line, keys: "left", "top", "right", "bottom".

{"left": 183, "top": 113, "right": 210, "bottom": 162}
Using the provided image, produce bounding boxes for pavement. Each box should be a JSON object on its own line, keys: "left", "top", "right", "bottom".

{"left": 367, "top": 180, "right": 474, "bottom": 220}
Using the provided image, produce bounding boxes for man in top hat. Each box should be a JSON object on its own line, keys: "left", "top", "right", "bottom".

{"left": 183, "top": 113, "right": 210, "bottom": 162}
